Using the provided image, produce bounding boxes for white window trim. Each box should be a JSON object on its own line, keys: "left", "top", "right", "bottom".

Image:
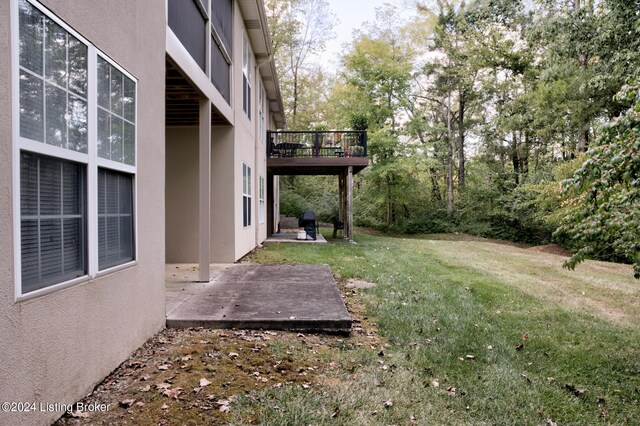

{"left": 259, "top": 175, "right": 265, "bottom": 224}
{"left": 242, "top": 162, "right": 252, "bottom": 228}
{"left": 258, "top": 79, "right": 265, "bottom": 144}
{"left": 242, "top": 31, "right": 252, "bottom": 120}
{"left": 11, "top": 0, "right": 138, "bottom": 301}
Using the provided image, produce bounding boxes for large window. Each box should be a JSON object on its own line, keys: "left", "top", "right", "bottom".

{"left": 259, "top": 176, "right": 265, "bottom": 224}
{"left": 242, "top": 163, "right": 252, "bottom": 227}
{"left": 258, "top": 80, "right": 265, "bottom": 144}
{"left": 242, "top": 32, "right": 252, "bottom": 119}
{"left": 14, "top": 0, "right": 137, "bottom": 296}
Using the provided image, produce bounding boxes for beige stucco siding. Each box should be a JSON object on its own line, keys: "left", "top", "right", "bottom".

{"left": 165, "top": 127, "right": 200, "bottom": 263}
{"left": 165, "top": 125, "right": 238, "bottom": 264}
{"left": 211, "top": 126, "right": 237, "bottom": 263}
{"left": 0, "top": 1, "right": 166, "bottom": 425}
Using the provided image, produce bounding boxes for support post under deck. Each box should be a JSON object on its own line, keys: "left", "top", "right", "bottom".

{"left": 347, "top": 166, "right": 354, "bottom": 242}
{"left": 198, "top": 99, "right": 211, "bottom": 282}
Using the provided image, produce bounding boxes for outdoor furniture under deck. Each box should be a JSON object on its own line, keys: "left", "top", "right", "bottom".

{"left": 267, "top": 130, "right": 368, "bottom": 243}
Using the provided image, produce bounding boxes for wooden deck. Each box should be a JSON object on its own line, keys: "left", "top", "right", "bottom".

{"left": 267, "top": 130, "right": 368, "bottom": 175}
{"left": 267, "top": 156, "right": 368, "bottom": 175}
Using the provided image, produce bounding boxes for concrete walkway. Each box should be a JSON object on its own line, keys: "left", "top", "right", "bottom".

{"left": 166, "top": 264, "right": 352, "bottom": 333}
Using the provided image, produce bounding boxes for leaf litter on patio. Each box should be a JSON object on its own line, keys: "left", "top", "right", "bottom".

{"left": 55, "top": 282, "right": 381, "bottom": 425}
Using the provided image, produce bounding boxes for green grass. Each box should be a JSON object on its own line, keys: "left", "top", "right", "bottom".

{"left": 231, "top": 230, "right": 640, "bottom": 425}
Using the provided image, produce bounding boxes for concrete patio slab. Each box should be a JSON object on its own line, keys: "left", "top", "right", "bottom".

{"left": 166, "top": 264, "right": 351, "bottom": 333}
{"left": 165, "top": 264, "right": 233, "bottom": 316}
{"left": 264, "top": 232, "right": 327, "bottom": 244}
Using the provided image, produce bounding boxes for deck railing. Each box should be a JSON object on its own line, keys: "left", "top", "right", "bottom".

{"left": 267, "top": 130, "right": 367, "bottom": 159}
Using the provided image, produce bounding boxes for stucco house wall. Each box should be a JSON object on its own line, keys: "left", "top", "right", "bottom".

{"left": 0, "top": 1, "right": 166, "bottom": 424}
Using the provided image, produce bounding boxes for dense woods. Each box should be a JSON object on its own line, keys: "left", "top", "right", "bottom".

{"left": 265, "top": 0, "right": 640, "bottom": 277}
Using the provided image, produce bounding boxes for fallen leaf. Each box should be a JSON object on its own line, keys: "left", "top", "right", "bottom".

{"left": 200, "top": 378, "right": 212, "bottom": 387}
{"left": 181, "top": 355, "right": 192, "bottom": 361}
{"left": 161, "top": 403, "right": 169, "bottom": 410}
{"left": 384, "top": 399, "right": 393, "bottom": 409}
{"left": 219, "top": 405, "right": 230, "bottom": 413}
{"left": 140, "top": 385, "right": 151, "bottom": 392}
{"left": 431, "top": 380, "right": 440, "bottom": 388}
{"left": 163, "top": 387, "right": 183, "bottom": 399}
{"left": 289, "top": 316, "right": 297, "bottom": 320}
{"left": 119, "top": 399, "right": 136, "bottom": 408}
{"left": 193, "top": 386, "right": 203, "bottom": 394}
{"left": 410, "top": 414, "right": 417, "bottom": 423}
{"left": 446, "top": 386, "right": 456, "bottom": 396}
{"left": 135, "top": 402, "right": 145, "bottom": 408}
{"left": 70, "top": 410, "right": 89, "bottom": 418}
{"left": 156, "top": 383, "right": 172, "bottom": 390}
{"left": 158, "top": 364, "right": 170, "bottom": 371}
{"left": 466, "top": 355, "right": 476, "bottom": 360}
{"left": 487, "top": 345, "right": 493, "bottom": 350}
{"left": 228, "top": 352, "right": 239, "bottom": 358}
{"left": 515, "top": 344, "right": 524, "bottom": 351}
{"left": 565, "top": 384, "right": 586, "bottom": 397}
{"left": 523, "top": 332, "right": 529, "bottom": 341}
{"left": 331, "top": 407, "right": 341, "bottom": 418}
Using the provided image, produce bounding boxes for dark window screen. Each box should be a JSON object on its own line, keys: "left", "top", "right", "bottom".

{"left": 211, "top": 38, "right": 230, "bottom": 104}
{"left": 211, "top": 0, "right": 232, "bottom": 54}
{"left": 168, "top": 0, "right": 206, "bottom": 71}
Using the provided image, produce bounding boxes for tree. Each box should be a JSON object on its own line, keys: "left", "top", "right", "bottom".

{"left": 556, "top": 79, "right": 640, "bottom": 278}
{"left": 265, "top": 0, "right": 335, "bottom": 129}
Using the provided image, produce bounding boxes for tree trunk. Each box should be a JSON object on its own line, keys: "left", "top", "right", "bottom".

{"left": 292, "top": 67, "right": 298, "bottom": 126}
{"left": 386, "top": 175, "right": 392, "bottom": 227}
{"left": 458, "top": 94, "right": 466, "bottom": 190}
{"left": 430, "top": 167, "right": 442, "bottom": 201}
{"left": 446, "top": 89, "right": 454, "bottom": 215}
{"left": 511, "top": 132, "right": 519, "bottom": 186}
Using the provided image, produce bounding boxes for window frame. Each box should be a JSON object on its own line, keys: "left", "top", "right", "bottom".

{"left": 258, "top": 79, "right": 265, "bottom": 144}
{"left": 259, "top": 175, "right": 265, "bottom": 224}
{"left": 11, "top": 0, "right": 138, "bottom": 301}
{"left": 242, "top": 162, "right": 252, "bottom": 228}
{"left": 242, "top": 31, "right": 252, "bottom": 120}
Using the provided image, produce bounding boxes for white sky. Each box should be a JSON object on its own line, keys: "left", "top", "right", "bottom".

{"left": 322, "top": 0, "right": 397, "bottom": 70}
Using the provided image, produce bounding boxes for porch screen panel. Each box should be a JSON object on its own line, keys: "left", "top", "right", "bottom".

{"left": 211, "top": 0, "right": 232, "bottom": 54}
{"left": 98, "top": 169, "right": 134, "bottom": 270}
{"left": 211, "top": 36, "right": 230, "bottom": 104}
{"left": 168, "top": 0, "right": 206, "bottom": 71}
{"left": 20, "top": 152, "right": 86, "bottom": 293}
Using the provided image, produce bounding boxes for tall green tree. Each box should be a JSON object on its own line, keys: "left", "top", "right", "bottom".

{"left": 556, "top": 79, "right": 640, "bottom": 278}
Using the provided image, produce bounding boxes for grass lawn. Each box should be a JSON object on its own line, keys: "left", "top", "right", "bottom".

{"left": 56, "top": 230, "right": 639, "bottom": 425}
{"left": 232, "top": 230, "right": 640, "bottom": 425}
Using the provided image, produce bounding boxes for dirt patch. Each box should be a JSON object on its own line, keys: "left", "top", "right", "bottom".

{"left": 346, "top": 279, "right": 376, "bottom": 289}
{"left": 55, "top": 283, "right": 380, "bottom": 425}
{"left": 527, "top": 244, "right": 572, "bottom": 257}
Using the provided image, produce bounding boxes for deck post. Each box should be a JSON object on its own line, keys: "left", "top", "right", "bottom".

{"left": 198, "top": 99, "right": 211, "bottom": 282}
{"left": 338, "top": 173, "right": 344, "bottom": 222}
{"left": 347, "top": 165, "right": 354, "bottom": 242}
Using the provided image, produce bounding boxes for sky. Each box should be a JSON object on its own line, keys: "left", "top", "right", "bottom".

{"left": 322, "top": 0, "right": 398, "bottom": 70}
